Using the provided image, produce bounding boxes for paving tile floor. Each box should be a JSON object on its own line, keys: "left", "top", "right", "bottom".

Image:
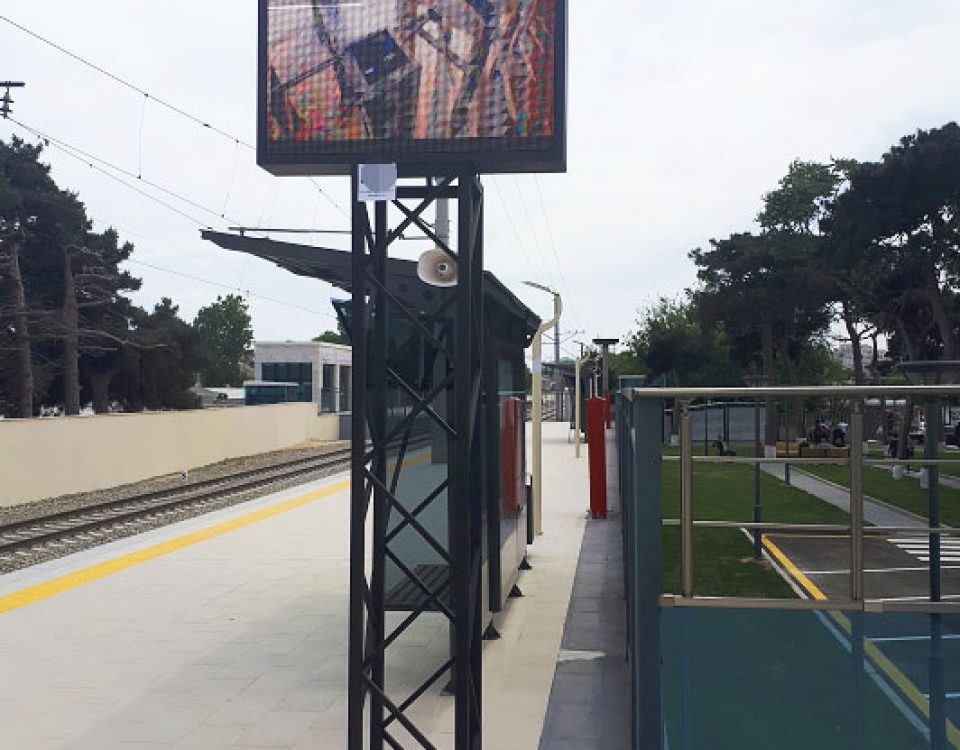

{"left": 538, "top": 515, "right": 630, "bottom": 750}
{"left": 0, "top": 422, "right": 590, "bottom": 750}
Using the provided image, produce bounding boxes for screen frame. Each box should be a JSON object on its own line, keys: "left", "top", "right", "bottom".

{"left": 256, "top": 0, "right": 567, "bottom": 176}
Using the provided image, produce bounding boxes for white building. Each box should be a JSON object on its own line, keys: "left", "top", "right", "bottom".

{"left": 837, "top": 341, "right": 886, "bottom": 374}
{"left": 250, "top": 341, "right": 352, "bottom": 412}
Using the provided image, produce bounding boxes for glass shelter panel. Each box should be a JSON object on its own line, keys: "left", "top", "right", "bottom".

{"left": 661, "top": 607, "right": 960, "bottom": 750}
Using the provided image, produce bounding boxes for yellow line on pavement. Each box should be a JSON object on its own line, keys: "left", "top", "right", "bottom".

{"left": 762, "top": 535, "right": 960, "bottom": 748}
{"left": 762, "top": 534, "right": 828, "bottom": 600}
{"left": 0, "top": 477, "right": 351, "bottom": 617}
{"left": 0, "top": 448, "right": 435, "bottom": 618}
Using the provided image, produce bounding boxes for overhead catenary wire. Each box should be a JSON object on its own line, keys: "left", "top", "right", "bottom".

{"left": 4, "top": 124, "right": 339, "bottom": 321}
{"left": 489, "top": 178, "right": 537, "bottom": 279}
{"left": 9, "top": 117, "right": 214, "bottom": 228}
{"left": 126, "top": 258, "right": 338, "bottom": 320}
{"left": 0, "top": 12, "right": 349, "bottom": 218}
{"left": 510, "top": 176, "right": 556, "bottom": 284}
{"left": 533, "top": 173, "right": 580, "bottom": 326}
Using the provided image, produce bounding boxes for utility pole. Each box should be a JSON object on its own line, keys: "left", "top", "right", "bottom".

{"left": 1, "top": 81, "right": 26, "bottom": 119}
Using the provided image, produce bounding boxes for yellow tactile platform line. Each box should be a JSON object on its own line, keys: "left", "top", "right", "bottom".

{"left": 0, "top": 477, "right": 351, "bottom": 617}
{"left": 0, "top": 450, "right": 433, "bottom": 618}
{"left": 763, "top": 533, "right": 960, "bottom": 748}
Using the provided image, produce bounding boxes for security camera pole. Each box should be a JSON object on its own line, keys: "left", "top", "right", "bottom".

{"left": 524, "top": 281, "right": 562, "bottom": 536}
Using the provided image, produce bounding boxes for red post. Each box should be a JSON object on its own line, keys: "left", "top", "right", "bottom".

{"left": 587, "top": 397, "right": 607, "bottom": 519}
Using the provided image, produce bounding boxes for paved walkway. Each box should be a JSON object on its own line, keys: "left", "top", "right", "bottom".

{"left": 0, "top": 423, "right": 590, "bottom": 750}
{"left": 761, "top": 464, "right": 927, "bottom": 528}
{"left": 538, "top": 515, "right": 629, "bottom": 750}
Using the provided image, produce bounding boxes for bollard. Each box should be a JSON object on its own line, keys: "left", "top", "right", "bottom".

{"left": 587, "top": 398, "right": 607, "bottom": 519}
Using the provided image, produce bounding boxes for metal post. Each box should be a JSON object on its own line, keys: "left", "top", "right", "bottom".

{"left": 555, "top": 318, "right": 562, "bottom": 421}
{"left": 703, "top": 400, "right": 709, "bottom": 456}
{"left": 369, "top": 199, "right": 389, "bottom": 750}
{"left": 931, "top": 612, "right": 947, "bottom": 750}
{"left": 753, "top": 393, "right": 762, "bottom": 560}
{"left": 633, "top": 398, "right": 663, "bottom": 750}
{"left": 680, "top": 400, "right": 694, "bottom": 597}
{"left": 347, "top": 168, "right": 367, "bottom": 749}
{"left": 574, "top": 356, "right": 582, "bottom": 458}
{"left": 345, "top": 173, "right": 484, "bottom": 750}
{"left": 927, "top": 395, "right": 941, "bottom": 602}
{"left": 850, "top": 400, "right": 864, "bottom": 602}
{"left": 784, "top": 403, "right": 791, "bottom": 486}
{"left": 531, "top": 293, "right": 561, "bottom": 536}
{"left": 851, "top": 609, "right": 865, "bottom": 750}
{"left": 602, "top": 347, "right": 609, "bottom": 398}
{"left": 453, "top": 168, "right": 483, "bottom": 750}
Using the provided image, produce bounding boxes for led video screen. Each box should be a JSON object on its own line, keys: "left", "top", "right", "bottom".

{"left": 258, "top": 0, "right": 566, "bottom": 175}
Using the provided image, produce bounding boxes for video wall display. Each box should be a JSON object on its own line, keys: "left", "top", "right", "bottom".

{"left": 258, "top": 0, "right": 566, "bottom": 175}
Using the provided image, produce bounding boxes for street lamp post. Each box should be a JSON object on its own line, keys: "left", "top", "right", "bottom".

{"left": 524, "top": 281, "right": 562, "bottom": 537}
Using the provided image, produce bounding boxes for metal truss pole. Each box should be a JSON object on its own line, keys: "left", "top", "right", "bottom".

{"left": 348, "top": 167, "right": 368, "bottom": 749}
{"left": 348, "top": 169, "right": 484, "bottom": 750}
{"left": 453, "top": 167, "right": 484, "bottom": 749}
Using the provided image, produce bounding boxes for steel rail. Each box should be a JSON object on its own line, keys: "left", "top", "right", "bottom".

{"left": 0, "top": 449, "right": 358, "bottom": 557}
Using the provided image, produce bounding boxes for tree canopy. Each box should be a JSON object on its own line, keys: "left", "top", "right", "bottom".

{"left": 193, "top": 294, "right": 254, "bottom": 387}
{"left": 0, "top": 137, "right": 204, "bottom": 415}
{"left": 620, "top": 123, "right": 960, "bottom": 444}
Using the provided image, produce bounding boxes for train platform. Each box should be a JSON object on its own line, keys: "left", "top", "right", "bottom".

{"left": 0, "top": 422, "right": 591, "bottom": 750}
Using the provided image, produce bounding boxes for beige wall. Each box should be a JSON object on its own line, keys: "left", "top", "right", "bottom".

{"left": 0, "top": 404, "right": 341, "bottom": 508}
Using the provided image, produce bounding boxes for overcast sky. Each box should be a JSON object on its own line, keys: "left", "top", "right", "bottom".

{"left": 3, "top": 1, "right": 960, "bottom": 360}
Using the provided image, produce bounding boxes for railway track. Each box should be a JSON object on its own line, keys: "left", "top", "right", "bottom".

{"left": 0, "top": 447, "right": 353, "bottom": 568}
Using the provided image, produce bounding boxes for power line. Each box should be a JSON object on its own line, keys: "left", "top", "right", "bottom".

{"left": 534, "top": 175, "right": 573, "bottom": 297}
{"left": 10, "top": 117, "right": 240, "bottom": 226}
{"left": 8, "top": 117, "right": 212, "bottom": 228}
{"left": 0, "top": 13, "right": 252, "bottom": 148}
{"left": 126, "top": 259, "right": 337, "bottom": 320}
{"left": 490, "top": 178, "right": 537, "bottom": 278}
{"left": 0, "top": 12, "right": 349, "bottom": 218}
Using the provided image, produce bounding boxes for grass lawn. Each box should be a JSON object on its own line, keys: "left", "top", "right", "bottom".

{"left": 800, "top": 462, "right": 960, "bottom": 526}
{"left": 658, "top": 455, "right": 849, "bottom": 598}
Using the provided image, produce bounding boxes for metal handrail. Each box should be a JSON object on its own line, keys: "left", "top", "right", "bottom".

{"left": 662, "top": 519, "right": 960, "bottom": 535}
{"left": 618, "top": 385, "right": 960, "bottom": 749}
{"left": 662, "top": 519, "right": 851, "bottom": 532}
{"left": 660, "top": 595, "right": 960, "bottom": 614}
{"left": 662, "top": 455, "right": 851, "bottom": 464}
{"left": 661, "top": 455, "right": 960, "bottom": 466}
{"left": 625, "top": 384, "right": 960, "bottom": 398}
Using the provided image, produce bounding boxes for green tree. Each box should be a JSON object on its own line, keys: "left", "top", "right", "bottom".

{"left": 193, "top": 294, "right": 253, "bottom": 387}
{"left": 313, "top": 327, "right": 349, "bottom": 345}
{"left": 625, "top": 297, "right": 742, "bottom": 387}
{"left": 690, "top": 160, "right": 850, "bottom": 441}
{"left": 829, "top": 123, "right": 960, "bottom": 361}
{"left": 0, "top": 137, "right": 142, "bottom": 415}
{"left": 117, "top": 299, "right": 203, "bottom": 411}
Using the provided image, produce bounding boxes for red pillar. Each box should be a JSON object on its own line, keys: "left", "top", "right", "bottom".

{"left": 587, "top": 397, "right": 607, "bottom": 519}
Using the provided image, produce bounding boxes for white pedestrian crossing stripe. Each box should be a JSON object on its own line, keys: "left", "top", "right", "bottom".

{"left": 889, "top": 538, "right": 960, "bottom": 563}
